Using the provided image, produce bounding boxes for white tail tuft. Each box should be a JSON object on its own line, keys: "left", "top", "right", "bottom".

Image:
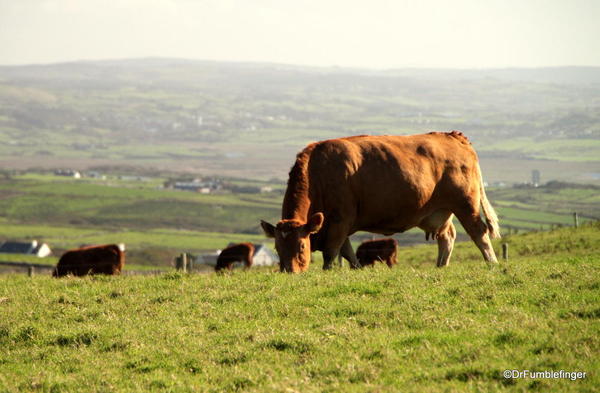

{"left": 478, "top": 164, "right": 501, "bottom": 239}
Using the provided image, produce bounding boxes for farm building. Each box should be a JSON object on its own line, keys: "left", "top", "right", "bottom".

{"left": 196, "top": 251, "right": 219, "bottom": 266}
{"left": 196, "top": 244, "right": 278, "bottom": 268}
{"left": 251, "top": 244, "right": 279, "bottom": 267}
{"left": 0, "top": 240, "right": 52, "bottom": 257}
{"left": 54, "top": 169, "right": 81, "bottom": 179}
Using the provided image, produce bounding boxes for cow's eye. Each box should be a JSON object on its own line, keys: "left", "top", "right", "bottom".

{"left": 299, "top": 243, "right": 305, "bottom": 252}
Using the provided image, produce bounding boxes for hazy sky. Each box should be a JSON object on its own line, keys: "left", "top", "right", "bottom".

{"left": 1, "top": 0, "right": 599, "bottom": 68}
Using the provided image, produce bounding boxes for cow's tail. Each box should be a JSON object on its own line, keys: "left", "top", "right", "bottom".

{"left": 477, "top": 163, "right": 501, "bottom": 239}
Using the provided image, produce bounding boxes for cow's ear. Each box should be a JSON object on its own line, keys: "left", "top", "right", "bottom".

{"left": 261, "top": 220, "right": 276, "bottom": 238}
{"left": 304, "top": 212, "right": 324, "bottom": 235}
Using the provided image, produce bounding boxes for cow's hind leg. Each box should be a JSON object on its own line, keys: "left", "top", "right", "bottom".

{"left": 419, "top": 209, "right": 456, "bottom": 267}
{"left": 454, "top": 207, "right": 498, "bottom": 263}
{"left": 436, "top": 221, "right": 456, "bottom": 267}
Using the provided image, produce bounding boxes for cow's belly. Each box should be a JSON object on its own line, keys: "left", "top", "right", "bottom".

{"left": 354, "top": 202, "right": 428, "bottom": 234}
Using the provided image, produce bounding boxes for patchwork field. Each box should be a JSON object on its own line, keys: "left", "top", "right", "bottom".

{"left": 0, "top": 223, "right": 598, "bottom": 392}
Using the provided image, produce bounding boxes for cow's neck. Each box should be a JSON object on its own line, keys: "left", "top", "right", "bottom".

{"left": 281, "top": 146, "right": 314, "bottom": 222}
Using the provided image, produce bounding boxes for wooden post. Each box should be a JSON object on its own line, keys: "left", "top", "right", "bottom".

{"left": 186, "top": 253, "right": 194, "bottom": 273}
{"left": 573, "top": 212, "right": 578, "bottom": 228}
{"left": 182, "top": 253, "right": 188, "bottom": 273}
{"left": 28, "top": 265, "right": 34, "bottom": 277}
{"left": 502, "top": 243, "right": 508, "bottom": 261}
{"left": 175, "top": 254, "right": 187, "bottom": 272}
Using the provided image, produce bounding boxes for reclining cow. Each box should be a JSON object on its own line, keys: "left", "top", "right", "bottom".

{"left": 214, "top": 243, "right": 255, "bottom": 272}
{"left": 53, "top": 244, "right": 125, "bottom": 277}
{"left": 356, "top": 238, "right": 398, "bottom": 268}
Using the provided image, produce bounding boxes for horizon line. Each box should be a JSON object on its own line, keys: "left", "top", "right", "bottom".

{"left": 1, "top": 56, "right": 599, "bottom": 72}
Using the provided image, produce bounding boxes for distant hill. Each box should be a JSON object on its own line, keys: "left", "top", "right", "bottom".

{"left": 2, "top": 58, "right": 600, "bottom": 86}
{"left": 0, "top": 58, "right": 598, "bottom": 182}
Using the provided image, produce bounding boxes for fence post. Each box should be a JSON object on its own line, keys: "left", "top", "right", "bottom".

{"left": 573, "top": 212, "right": 578, "bottom": 228}
{"left": 28, "top": 265, "right": 34, "bottom": 277}
{"left": 175, "top": 254, "right": 187, "bottom": 272}
{"left": 502, "top": 243, "right": 508, "bottom": 261}
{"left": 186, "top": 253, "right": 193, "bottom": 273}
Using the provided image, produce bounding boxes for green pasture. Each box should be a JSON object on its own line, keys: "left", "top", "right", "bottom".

{"left": 490, "top": 186, "right": 600, "bottom": 215}
{"left": 478, "top": 138, "right": 600, "bottom": 162}
{"left": 0, "top": 176, "right": 280, "bottom": 234}
{"left": 0, "top": 221, "right": 268, "bottom": 266}
{"left": 1, "top": 175, "right": 594, "bottom": 237}
{"left": 0, "top": 253, "right": 163, "bottom": 272}
{"left": 0, "top": 174, "right": 597, "bottom": 269}
{"left": 0, "top": 223, "right": 598, "bottom": 392}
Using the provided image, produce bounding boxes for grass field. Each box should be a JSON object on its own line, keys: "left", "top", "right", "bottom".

{"left": 0, "top": 175, "right": 281, "bottom": 234}
{"left": 477, "top": 138, "right": 600, "bottom": 162}
{"left": 0, "top": 223, "right": 598, "bottom": 392}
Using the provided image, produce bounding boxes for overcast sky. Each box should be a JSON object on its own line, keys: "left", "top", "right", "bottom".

{"left": 1, "top": 0, "right": 598, "bottom": 69}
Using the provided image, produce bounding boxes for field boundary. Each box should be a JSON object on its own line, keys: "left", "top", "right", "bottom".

{"left": 0, "top": 261, "right": 164, "bottom": 276}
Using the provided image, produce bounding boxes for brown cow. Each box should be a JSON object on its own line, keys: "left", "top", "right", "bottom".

{"left": 53, "top": 244, "right": 125, "bottom": 277}
{"left": 356, "top": 238, "right": 398, "bottom": 268}
{"left": 261, "top": 131, "right": 500, "bottom": 272}
{"left": 214, "top": 243, "right": 255, "bottom": 272}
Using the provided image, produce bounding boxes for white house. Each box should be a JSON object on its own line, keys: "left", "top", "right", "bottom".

{"left": 0, "top": 240, "right": 52, "bottom": 257}
{"left": 54, "top": 169, "right": 81, "bottom": 179}
{"left": 251, "top": 244, "right": 279, "bottom": 267}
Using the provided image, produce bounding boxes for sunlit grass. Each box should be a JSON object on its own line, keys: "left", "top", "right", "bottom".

{"left": 0, "top": 223, "right": 598, "bottom": 392}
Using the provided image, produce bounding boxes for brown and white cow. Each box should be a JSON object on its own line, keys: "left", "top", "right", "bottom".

{"left": 261, "top": 131, "right": 500, "bottom": 272}
{"left": 214, "top": 243, "right": 255, "bottom": 272}
{"left": 53, "top": 244, "right": 125, "bottom": 277}
{"left": 356, "top": 238, "right": 398, "bottom": 268}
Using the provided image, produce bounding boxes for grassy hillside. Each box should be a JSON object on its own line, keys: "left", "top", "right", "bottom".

{"left": 0, "top": 176, "right": 280, "bottom": 233}
{"left": 0, "top": 223, "right": 598, "bottom": 392}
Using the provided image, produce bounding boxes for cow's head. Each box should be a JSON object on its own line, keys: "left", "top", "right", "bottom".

{"left": 260, "top": 213, "right": 324, "bottom": 273}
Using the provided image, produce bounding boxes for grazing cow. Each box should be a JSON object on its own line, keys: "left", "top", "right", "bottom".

{"left": 53, "top": 244, "right": 125, "bottom": 277}
{"left": 261, "top": 131, "right": 500, "bottom": 272}
{"left": 356, "top": 238, "right": 398, "bottom": 268}
{"left": 215, "top": 243, "right": 255, "bottom": 272}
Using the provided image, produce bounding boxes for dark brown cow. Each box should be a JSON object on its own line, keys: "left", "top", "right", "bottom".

{"left": 53, "top": 244, "right": 125, "bottom": 277}
{"left": 214, "top": 243, "right": 255, "bottom": 272}
{"left": 261, "top": 131, "right": 500, "bottom": 272}
{"left": 356, "top": 238, "right": 398, "bottom": 268}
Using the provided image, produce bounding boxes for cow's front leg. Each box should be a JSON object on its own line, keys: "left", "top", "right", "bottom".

{"left": 340, "top": 237, "right": 361, "bottom": 269}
